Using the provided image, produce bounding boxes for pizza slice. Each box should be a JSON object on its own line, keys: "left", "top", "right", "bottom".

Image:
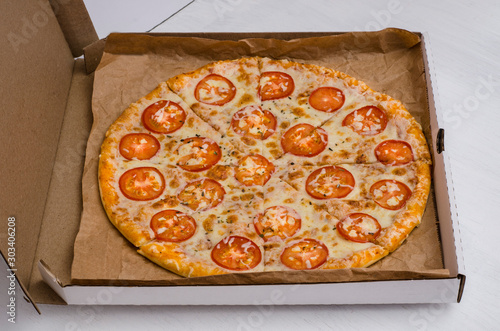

{"left": 259, "top": 176, "right": 387, "bottom": 271}
{"left": 138, "top": 198, "right": 265, "bottom": 277}
{"left": 257, "top": 57, "right": 430, "bottom": 166}
{"left": 101, "top": 81, "right": 243, "bottom": 172}
{"left": 276, "top": 161, "right": 430, "bottom": 204}
{"left": 258, "top": 57, "right": 384, "bottom": 163}
{"left": 106, "top": 163, "right": 266, "bottom": 277}
{"left": 276, "top": 93, "right": 431, "bottom": 165}
{"left": 325, "top": 199, "right": 422, "bottom": 253}
{"left": 167, "top": 57, "right": 264, "bottom": 156}
{"left": 135, "top": 165, "right": 267, "bottom": 277}
{"left": 275, "top": 161, "right": 431, "bottom": 253}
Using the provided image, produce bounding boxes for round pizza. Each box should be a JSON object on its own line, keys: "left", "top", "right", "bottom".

{"left": 98, "top": 57, "right": 431, "bottom": 277}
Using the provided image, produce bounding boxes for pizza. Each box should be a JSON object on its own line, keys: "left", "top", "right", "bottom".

{"left": 98, "top": 57, "right": 431, "bottom": 278}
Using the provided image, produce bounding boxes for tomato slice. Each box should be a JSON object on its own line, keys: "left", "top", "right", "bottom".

{"left": 254, "top": 206, "right": 301, "bottom": 242}
{"left": 342, "top": 106, "right": 388, "bottom": 135}
{"left": 211, "top": 236, "right": 262, "bottom": 271}
{"left": 231, "top": 105, "right": 277, "bottom": 140}
{"left": 375, "top": 140, "right": 414, "bottom": 166}
{"left": 119, "top": 133, "right": 160, "bottom": 160}
{"left": 194, "top": 74, "right": 236, "bottom": 106}
{"left": 175, "top": 137, "right": 222, "bottom": 172}
{"left": 370, "top": 179, "right": 412, "bottom": 210}
{"left": 280, "top": 239, "right": 328, "bottom": 270}
{"left": 259, "top": 71, "right": 295, "bottom": 101}
{"left": 150, "top": 210, "right": 196, "bottom": 242}
{"left": 305, "top": 166, "right": 355, "bottom": 199}
{"left": 119, "top": 167, "right": 165, "bottom": 201}
{"left": 281, "top": 123, "right": 328, "bottom": 157}
{"left": 177, "top": 178, "right": 225, "bottom": 212}
{"left": 337, "top": 213, "right": 381, "bottom": 243}
{"left": 309, "top": 87, "right": 345, "bottom": 113}
{"left": 142, "top": 100, "right": 186, "bottom": 134}
{"left": 235, "top": 154, "right": 275, "bottom": 186}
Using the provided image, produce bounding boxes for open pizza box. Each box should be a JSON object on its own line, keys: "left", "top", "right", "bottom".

{"left": 0, "top": 0, "right": 466, "bottom": 310}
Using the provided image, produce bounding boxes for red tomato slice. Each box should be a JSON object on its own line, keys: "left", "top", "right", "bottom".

{"left": 142, "top": 100, "right": 186, "bottom": 134}
{"left": 194, "top": 74, "right": 236, "bottom": 106}
{"left": 259, "top": 71, "right": 295, "bottom": 101}
{"left": 337, "top": 213, "right": 381, "bottom": 243}
{"left": 150, "top": 210, "right": 196, "bottom": 242}
{"left": 231, "top": 105, "right": 277, "bottom": 140}
{"left": 175, "top": 137, "right": 222, "bottom": 172}
{"left": 309, "top": 87, "right": 345, "bottom": 113}
{"left": 254, "top": 206, "right": 301, "bottom": 242}
{"left": 211, "top": 236, "right": 262, "bottom": 271}
{"left": 235, "top": 154, "right": 275, "bottom": 186}
{"left": 375, "top": 140, "right": 414, "bottom": 166}
{"left": 119, "top": 133, "right": 160, "bottom": 160}
{"left": 119, "top": 167, "right": 165, "bottom": 201}
{"left": 177, "top": 178, "right": 225, "bottom": 212}
{"left": 370, "top": 179, "right": 412, "bottom": 210}
{"left": 281, "top": 123, "right": 328, "bottom": 157}
{"left": 305, "top": 166, "right": 355, "bottom": 199}
{"left": 280, "top": 239, "right": 328, "bottom": 270}
{"left": 342, "top": 106, "right": 388, "bottom": 135}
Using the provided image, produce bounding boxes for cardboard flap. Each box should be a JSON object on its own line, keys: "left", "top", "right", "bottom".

{"left": 84, "top": 38, "right": 107, "bottom": 74}
{"left": 27, "top": 59, "right": 94, "bottom": 305}
{"left": 48, "top": 0, "right": 98, "bottom": 57}
{"left": 0, "top": 0, "right": 75, "bottom": 289}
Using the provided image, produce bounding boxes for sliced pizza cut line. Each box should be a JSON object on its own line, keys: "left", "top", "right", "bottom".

{"left": 167, "top": 57, "right": 263, "bottom": 157}
{"left": 258, "top": 58, "right": 358, "bottom": 163}
{"left": 138, "top": 200, "right": 266, "bottom": 277}
{"left": 261, "top": 176, "right": 338, "bottom": 243}
{"left": 276, "top": 161, "right": 427, "bottom": 204}
{"left": 132, "top": 166, "right": 266, "bottom": 277}
{"left": 101, "top": 81, "right": 244, "bottom": 169}
{"left": 256, "top": 58, "right": 430, "bottom": 166}
{"left": 259, "top": 175, "right": 389, "bottom": 271}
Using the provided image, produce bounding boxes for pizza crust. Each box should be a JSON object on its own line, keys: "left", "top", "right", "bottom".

{"left": 374, "top": 161, "right": 431, "bottom": 251}
{"left": 322, "top": 245, "right": 389, "bottom": 269}
{"left": 138, "top": 241, "right": 228, "bottom": 278}
{"left": 98, "top": 57, "right": 432, "bottom": 277}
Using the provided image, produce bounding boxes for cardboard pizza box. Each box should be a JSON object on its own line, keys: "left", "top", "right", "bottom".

{"left": 0, "top": 0, "right": 465, "bottom": 309}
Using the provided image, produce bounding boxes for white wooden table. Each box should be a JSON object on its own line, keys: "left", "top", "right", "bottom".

{"left": 3, "top": 0, "right": 499, "bottom": 329}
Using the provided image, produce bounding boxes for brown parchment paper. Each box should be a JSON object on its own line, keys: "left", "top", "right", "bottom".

{"left": 71, "top": 29, "right": 448, "bottom": 285}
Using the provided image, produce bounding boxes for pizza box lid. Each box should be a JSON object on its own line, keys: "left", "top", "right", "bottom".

{"left": 0, "top": 0, "right": 465, "bottom": 308}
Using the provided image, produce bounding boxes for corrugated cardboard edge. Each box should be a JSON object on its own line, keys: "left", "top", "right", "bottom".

{"left": 48, "top": 0, "right": 98, "bottom": 57}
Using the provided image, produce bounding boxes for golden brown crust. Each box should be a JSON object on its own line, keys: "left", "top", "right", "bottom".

{"left": 374, "top": 161, "right": 431, "bottom": 252}
{"left": 322, "top": 245, "right": 389, "bottom": 269}
{"left": 98, "top": 83, "right": 176, "bottom": 247}
{"left": 138, "top": 241, "right": 228, "bottom": 278}
{"left": 167, "top": 57, "right": 260, "bottom": 93}
{"left": 98, "top": 57, "right": 432, "bottom": 277}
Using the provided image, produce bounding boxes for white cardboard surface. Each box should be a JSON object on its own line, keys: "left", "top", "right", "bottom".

{"left": 38, "top": 261, "right": 461, "bottom": 305}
